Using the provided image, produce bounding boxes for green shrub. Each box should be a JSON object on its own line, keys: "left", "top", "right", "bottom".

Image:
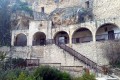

{"left": 17, "top": 72, "right": 27, "bottom": 80}
{"left": 17, "top": 70, "right": 36, "bottom": 80}
{"left": 73, "top": 73, "right": 96, "bottom": 80}
{"left": 0, "top": 68, "right": 30, "bottom": 80}
{"left": 25, "top": 75, "right": 36, "bottom": 80}
{"left": 0, "top": 65, "right": 72, "bottom": 80}
{"left": 0, "top": 70, "right": 8, "bottom": 80}
{"left": 5, "top": 71, "right": 17, "bottom": 80}
{"left": 0, "top": 69, "right": 20, "bottom": 80}
{"left": 33, "top": 66, "right": 71, "bottom": 80}
{"left": 60, "top": 72, "right": 72, "bottom": 80}
{"left": 5, "top": 58, "right": 26, "bottom": 69}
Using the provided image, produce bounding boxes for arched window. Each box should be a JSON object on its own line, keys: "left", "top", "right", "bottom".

{"left": 96, "top": 23, "right": 120, "bottom": 41}
{"left": 54, "top": 31, "right": 69, "bottom": 44}
{"left": 33, "top": 32, "right": 46, "bottom": 46}
{"left": 72, "top": 28, "right": 92, "bottom": 43}
{"left": 14, "top": 33, "right": 27, "bottom": 46}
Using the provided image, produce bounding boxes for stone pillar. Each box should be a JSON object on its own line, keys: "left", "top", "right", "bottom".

{"left": 69, "top": 35, "right": 72, "bottom": 47}
{"left": 28, "top": 34, "right": 33, "bottom": 46}
{"left": 26, "top": 33, "right": 29, "bottom": 46}
{"left": 11, "top": 33, "right": 15, "bottom": 46}
{"left": 92, "top": 32, "right": 96, "bottom": 42}
{"left": 69, "top": 28, "right": 73, "bottom": 47}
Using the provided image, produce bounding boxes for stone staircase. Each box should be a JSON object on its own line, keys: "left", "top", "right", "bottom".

{"left": 56, "top": 44, "right": 102, "bottom": 73}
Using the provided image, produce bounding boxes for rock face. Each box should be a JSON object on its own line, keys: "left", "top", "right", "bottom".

{"left": 10, "top": 0, "right": 94, "bottom": 29}
{"left": 93, "top": 0, "right": 120, "bottom": 19}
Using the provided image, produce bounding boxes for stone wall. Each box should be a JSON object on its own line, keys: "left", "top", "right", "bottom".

{"left": 72, "top": 40, "right": 120, "bottom": 66}
{"left": 0, "top": 45, "right": 84, "bottom": 66}
{"left": 43, "top": 44, "right": 84, "bottom": 66}
{"left": 32, "top": 0, "right": 93, "bottom": 14}
{"left": 93, "top": 0, "right": 120, "bottom": 20}
{"left": 2, "top": 40, "right": 120, "bottom": 66}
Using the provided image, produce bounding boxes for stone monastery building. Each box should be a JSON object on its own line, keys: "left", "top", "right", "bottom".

{"left": 2, "top": 0, "right": 120, "bottom": 75}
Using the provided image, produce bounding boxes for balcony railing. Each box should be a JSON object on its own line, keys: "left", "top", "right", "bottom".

{"left": 72, "top": 36, "right": 92, "bottom": 44}
{"left": 46, "top": 39, "right": 69, "bottom": 45}
{"left": 32, "top": 41, "right": 46, "bottom": 46}
{"left": 96, "top": 33, "right": 120, "bottom": 41}
{"left": 14, "top": 41, "right": 27, "bottom": 46}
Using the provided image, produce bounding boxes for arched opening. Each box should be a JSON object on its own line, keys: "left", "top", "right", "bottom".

{"left": 33, "top": 32, "right": 46, "bottom": 46}
{"left": 14, "top": 33, "right": 27, "bottom": 46}
{"left": 96, "top": 23, "right": 120, "bottom": 41}
{"left": 72, "top": 28, "right": 92, "bottom": 43}
{"left": 54, "top": 31, "right": 69, "bottom": 44}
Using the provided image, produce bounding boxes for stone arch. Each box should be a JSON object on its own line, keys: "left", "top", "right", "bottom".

{"left": 54, "top": 31, "right": 69, "bottom": 44}
{"left": 72, "top": 27, "right": 93, "bottom": 43}
{"left": 14, "top": 33, "right": 27, "bottom": 46}
{"left": 32, "top": 32, "right": 46, "bottom": 46}
{"left": 96, "top": 23, "right": 120, "bottom": 41}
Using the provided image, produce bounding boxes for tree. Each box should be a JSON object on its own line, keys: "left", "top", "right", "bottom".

{"left": 17, "top": 72, "right": 27, "bottom": 80}
{"left": 0, "top": 0, "right": 33, "bottom": 46}
{"left": 0, "top": 51, "right": 6, "bottom": 69}
{"left": 11, "top": 0, "right": 33, "bottom": 16}
{"left": 0, "top": 0, "right": 11, "bottom": 46}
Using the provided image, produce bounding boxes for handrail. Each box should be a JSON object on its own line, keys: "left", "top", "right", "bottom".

{"left": 47, "top": 39, "right": 102, "bottom": 72}
{"left": 72, "top": 36, "right": 92, "bottom": 43}
{"left": 57, "top": 44, "right": 102, "bottom": 72}
{"left": 96, "top": 33, "right": 120, "bottom": 41}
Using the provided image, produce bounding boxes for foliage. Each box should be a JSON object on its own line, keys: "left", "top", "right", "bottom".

{"left": 60, "top": 72, "right": 72, "bottom": 80}
{"left": 0, "top": 51, "right": 6, "bottom": 70}
{"left": 33, "top": 66, "right": 71, "bottom": 80}
{"left": 0, "top": 68, "right": 30, "bottom": 80}
{"left": 112, "top": 61, "right": 120, "bottom": 68}
{"left": 17, "top": 72, "right": 27, "bottom": 80}
{"left": 106, "top": 52, "right": 120, "bottom": 68}
{"left": 0, "top": 51, "right": 6, "bottom": 61}
{"left": 24, "top": 75, "right": 35, "bottom": 80}
{"left": 0, "top": 0, "right": 33, "bottom": 46}
{"left": 5, "top": 58, "right": 26, "bottom": 69}
{"left": 73, "top": 73, "right": 95, "bottom": 80}
{"left": 0, "top": 65, "right": 99, "bottom": 80}
{"left": 0, "top": 69, "right": 21, "bottom": 80}
{"left": 0, "top": 0, "right": 11, "bottom": 46}
{"left": 12, "top": 0, "right": 33, "bottom": 16}
{"left": 5, "top": 70, "right": 18, "bottom": 80}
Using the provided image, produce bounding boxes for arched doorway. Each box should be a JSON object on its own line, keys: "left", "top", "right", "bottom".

{"left": 14, "top": 33, "right": 27, "bottom": 46}
{"left": 54, "top": 31, "right": 69, "bottom": 44}
{"left": 72, "top": 28, "right": 92, "bottom": 43}
{"left": 33, "top": 32, "right": 46, "bottom": 46}
{"left": 96, "top": 23, "right": 120, "bottom": 41}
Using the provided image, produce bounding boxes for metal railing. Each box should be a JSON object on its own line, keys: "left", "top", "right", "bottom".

{"left": 14, "top": 41, "right": 27, "bottom": 46}
{"left": 26, "top": 59, "right": 39, "bottom": 67}
{"left": 96, "top": 33, "right": 120, "bottom": 41}
{"left": 46, "top": 39, "right": 69, "bottom": 45}
{"left": 72, "top": 36, "right": 92, "bottom": 44}
{"left": 32, "top": 41, "right": 46, "bottom": 46}
{"left": 12, "top": 59, "right": 39, "bottom": 69}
